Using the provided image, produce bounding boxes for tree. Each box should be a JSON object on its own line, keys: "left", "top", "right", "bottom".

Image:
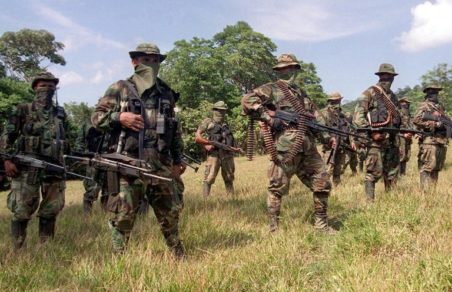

{"left": 64, "top": 102, "right": 94, "bottom": 127}
{"left": 0, "top": 78, "right": 33, "bottom": 125}
{"left": 295, "top": 62, "right": 328, "bottom": 108}
{"left": 420, "top": 63, "right": 452, "bottom": 113}
{"left": 0, "top": 29, "right": 66, "bottom": 81}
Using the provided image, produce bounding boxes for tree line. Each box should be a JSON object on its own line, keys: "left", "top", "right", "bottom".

{"left": 1, "top": 23, "right": 451, "bottom": 158}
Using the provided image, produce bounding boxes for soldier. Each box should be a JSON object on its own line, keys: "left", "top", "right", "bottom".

{"left": 413, "top": 84, "right": 450, "bottom": 190}
{"left": 195, "top": 101, "right": 236, "bottom": 197}
{"left": 398, "top": 97, "right": 413, "bottom": 176}
{"left": 91, "top": 43, "right": 186, "bottom": 257}
{"left": 74, "top": 120, "right": 108, "bottom": 214}
{"left": 0, "top": 72, "right": 67, "bottom": 249}
{"left": 341, "top": 111, "right": 359, "bottom": 175}
{"left": 352, "top": 63, "right": 410, "bottom": 203}
{"left": 241, "top": 54, "right": 335, "bottom": 232}
{"left": 318, "top": 92, "right": 351, "bottom": 185}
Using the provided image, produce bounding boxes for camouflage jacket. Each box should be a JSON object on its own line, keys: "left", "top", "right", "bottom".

{"left": 91, "top": 76, "right": 184, "bottom": 165}
{"left": 0, "top": 100, "right": 68, "bottom": 164}
{"left": 353, "top": 85, "right": 406, "bottom": 147}
{"left": 318, "top": 106, "right": 352, "bottom": 151}
{"left": 413, "top": 100, "right": 449, "bottom": 145}
{"left": 241, "top": 79, "right": 329, "bottom": 153}
{"left": 74, "top": 121, "right": 104, "bottom": 153}
{"left": 197, "top": 117, "right": 235, "bottom": 157}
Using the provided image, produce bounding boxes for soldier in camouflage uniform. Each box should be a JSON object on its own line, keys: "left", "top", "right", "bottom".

{"left": 0, "top": 72, "right": 67, "bottom": 249}
{"left": 318, "top": 92, "right": 351, "bottom": 185}
{"left": 341, "top": 112, "right": 359, "bottom": 175}
{"left": 241, "top": 54, "right": 335, "bottom": 232}
{"left": 91, "top": 43, "right": 186, "bottom": 257}
{"left": 413, "top": 84, "right": 449, "bottom": 190}
{"left": 352, "top": 64, "right": 410, "bottom": 202}
{"left": 398, "top": 97, "right": 413, "bottom": 176}
{"left": 195, "top": 101, "right": 236, "bottom": 197}
{"left": 74, "top": 120, "right": 108, "bottom": 214}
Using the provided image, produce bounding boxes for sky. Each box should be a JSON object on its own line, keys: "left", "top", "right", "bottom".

{"left": 1, "top": 0, "right": 452, "bottom": 105}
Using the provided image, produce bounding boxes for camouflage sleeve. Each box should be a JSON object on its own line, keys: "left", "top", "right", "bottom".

{"left": 0, "top": 105, "right": 24, "bottom": 154}
{"left": 241, "top": 84, "right": 273, "bottom": 123}
{"left": 197, "top": 118, "right": 211, "bottom": 135}
{"left": 171, "top": 114, "right": 184, "bottom": 165}
{"left": 309, "top": 101, "right": 330, "bottom": 143}
{"left": 91, "top": 82, "right": 123, "bottom": 131}
{"left": 353, "top": 93, "right": 371, "bottom": 128}
{"left": 413, "top": 103, "right": 437, "bottom": 131}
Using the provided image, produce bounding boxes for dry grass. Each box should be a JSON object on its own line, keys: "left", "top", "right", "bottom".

{"left": 0, "top": 146, "right": 450, "bottom": 291}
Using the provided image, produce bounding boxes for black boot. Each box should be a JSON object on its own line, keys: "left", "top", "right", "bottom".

{"left": 39, "top": 217, "right": 56, "bottom": 243}
{"left": 171, "top": 241, "right": 186, "bottom": 260}
{"left": 365, "top": 181, "right": 375, "bottom": 203}
{"left": 137, "top": 197, "right": 149, "bottom": 215}
{"left": 225, "top": 181, "right": 235, "bottom": 195}
{"left": 203, "top": 182, "right": 211, "bottom": 198}
{"left": 332, "top": 175, "right": 341, "bottom": 187}
{"left": 399, "top": 162, "right": 407, "bottom": 176}
{"left": 100, "top": 195, "right": 109, "bottom": 211}
{"left": 83, "top": 199, "right": 93, "bottom": 215}
{"left": 11, "top": 220, "right": 28, "bottom": 250}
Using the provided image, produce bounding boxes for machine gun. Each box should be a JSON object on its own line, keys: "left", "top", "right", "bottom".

{"left": 0, "top": 152, "right": 92, "bottom": 180}
{"left": 355, "top": 127, "right": 424, "bottom": 135}
{"left": 421, "top": 112, "right": 452, "bottom": 138}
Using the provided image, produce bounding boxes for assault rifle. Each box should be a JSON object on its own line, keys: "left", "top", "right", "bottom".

{"left": 181, "top": 153, "right": 201, "bottom": 172}
{"left": 209, "top": 141, "right": 244, "bottom": 154}
{"left": 64, "top": 152, "right": 172, "bottom": 182}
{"left": 355, "top": 127, "right": 424, "bottom": 135}
{"left": 0, "top": 152, "right": 92, "bottom": 180}
{"left": 421, "top": 112, "right": 452, "bottom": 138}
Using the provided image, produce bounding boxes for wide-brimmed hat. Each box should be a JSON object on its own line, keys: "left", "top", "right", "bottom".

{"left": 399, "top": 96, "right": 411, "bottom": 104}
{"left": 422, "top": 83, "right": 443, "bottom": 93}
{"left": 212, "top": 101, "right": 228, "bottom": 110}
{"left": 327, "top": 91, "right": 343, "bottom": 101}
{"left": 375, "top": 63, "right": 398, "bottom": 76}
{"left": 31, "top": 72, "right": 59, "bottom": 89}
{"left": 129, "top": 43, "right": 166, "bottom": 61}
{"left": 273, "top": 54, "right": 301, "bottom": 70}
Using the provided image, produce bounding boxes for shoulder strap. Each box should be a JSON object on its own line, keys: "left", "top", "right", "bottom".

{"left": 371, "top": 85, "right": 401, "bottom": 120}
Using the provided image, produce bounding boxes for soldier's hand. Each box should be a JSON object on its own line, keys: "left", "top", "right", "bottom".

{"left": 371, "top": 132, "right": 385, "bottom": 142}
{"left": 329, "top": 137, "right": 337, "bottom": 149}
{"left": 404, "top": 133, "right": 413, "bottom": 140}
{"left": 351, "top": 142, "right": 357, "bottom": 151}
{"left": 4, "top": 160, "right": 19, "bottom": 178}
{"left": 172, "top": 164, "right": 186, "bottom": 176}
{"left": 119, "top": 112, "right": 144, "bottom": 131}
{"left": 204, "top": 145, "right": 214, "bottom": 152}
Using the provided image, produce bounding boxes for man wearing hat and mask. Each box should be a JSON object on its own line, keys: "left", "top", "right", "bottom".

{"left": 0, "top": 71, "right": 67, "bottom": 249}
{"left": 241, "top": 54, "right": 336, "bottom": 233}
{"left": 398, "top": 97, "right": 413, "bottom": 176}
{"left": 352, "top": 63, "right": 410, "bottom": 202}
{"left": 413, "top": 84, "right": 450, "bottom": 190}
{"left": 318, "top": 91, "right": 352, "bottom": 186}
{"left": 91, "top": 43, "right": 186, "bottom": 257}
{"left": 195, "top": 101, "right": 237, "bottom": 197}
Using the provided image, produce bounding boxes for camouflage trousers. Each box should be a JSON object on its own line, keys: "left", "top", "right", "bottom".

{"left": 7, "top": 169, "right": 65, "bottom": 221}
{"left": 418, "top": 143, "right": 447, "bottom": 173}
{"left": 83, "top": 167, "right": 107, "bottom": 202}
{"left": 342, "top": 150, "right": 358, "bottom": 174}
{"left": 399, "top": 138, "right": 412, "bottom": 163}
{"left": 365, "top": 145, "right": 400, "bottom": 187}
{"left": 322, "top": 149, "right": 346, "bottom": 185}
{"left": 106, "top": 163, "right": 184, "bottom": 252}
{"left": 204, "top": 155, "right": 235, "bottom": 185}
{"left": 267, "top": 149, "right": 331, "bottom": 227}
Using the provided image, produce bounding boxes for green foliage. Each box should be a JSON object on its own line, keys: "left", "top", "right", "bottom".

{"left": 295, "top": 62, "right": 329, "bottom": 108}
{"left": 420, "top": 63, "right": 452, "bottom": 114}
{"left": 0, "top": 77, "right": 33, "bottom": 124}
{"left": 0, "top": 28, "right": 66, "bottom": 81}
{"left": 63, "top": 102, "right": 95, "bottom": 152}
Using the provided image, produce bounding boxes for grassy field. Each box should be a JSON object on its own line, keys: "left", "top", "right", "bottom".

{"left": 0, "top": 147, "right": 451, "bottom": 291}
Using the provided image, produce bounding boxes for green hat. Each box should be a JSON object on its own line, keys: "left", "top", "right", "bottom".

{"left": 423, "top": 83, "right": 443, "bottom": 93}
{"left": 212, "top": 101, "right": 228, "bottom": 110}
{"left": 399, "top": 96, "right": 411, "bottom": 104}
{"left": 129, "top": 43, "right": 166, "bottom": 61}
{"left": 327, "top": 91, "right": 343, "bottom": 101}
{"left": 31, "top": 72, "right": 59, "bottom": 89}
{"left": 375, "top": 63, "right": 398, "bottom": 76}
{"left": 273, "top": 54, "right": 301, "bottom": 70}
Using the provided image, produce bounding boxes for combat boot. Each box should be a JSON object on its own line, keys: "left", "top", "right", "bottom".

{"left": 313, "top": 192, "right": 336, "bottom": 233}
{"left": 399, "top": 162, "right": 407, "bottom": 176}
{"left": 365, "top": 181, "right": 375, "bottom": 203}
{"left": 203, "top": 182, "right": 211, "bottom": 198}
{"left": 83, "top": 199, "right": 93, "bottom": 215}
{"left": 137, "top": 197, "right": 149, "bottom": 215}
{"left": 171, "top": 241, "right": 186, "bottom": 260}
{"left": 11, "top": 220, "right": 28, "bottom": 250}
{"left": 225, "top": 181, "right": 235, "bottom": 196}
{"left": 39, "top": 217, "right": 56, "bottom": 243}
{"left": 100, "top": 195, "right": 109, "bottom": 211}
{"left": 332, "top": 175, "right": 341, "bottom": 187}
{"left": 268, "top": 212, "right": 279, "bottom": 233}
{"left": 109, "top": 221, "right": 129, "bottom": 254}
{"left": 359, "top": 161, "right": 364, "bottom": 173}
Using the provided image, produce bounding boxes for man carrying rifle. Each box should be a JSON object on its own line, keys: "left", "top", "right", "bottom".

{"left": 318, "top": 91, "right": 351, "bottom": 186}
{"left": 91, "top": 43, "right": 186, "bottom": 257}
{"left": 413, "top": 84, "right": 450, "bottom": 190}
{"left": 398, "top": 97, "right": 413, "bottom": 176}
{"left": 195, "top": 101, "right": 237, "bottom": 197}
{"left": 0, "top": 72, "right": 67, "bottom": 249}
{"left": 241, "top": 54, "right": 335, "bottom": 233}
{"left": 352, "top": 63, "right": 411, "bottom": 203}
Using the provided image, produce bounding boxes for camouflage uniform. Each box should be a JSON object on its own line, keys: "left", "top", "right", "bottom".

{"left": 74, "top": 121, "right": 108, "bottom": 213}
{"left": 0, "top": 72, "right": 66, "bottom": 249}
{"left": 398, "top": 97, "right": 413, "bottom": 176}
{"left": 341, "top": 112, "right": 359, "bottom": 174}
{"left": 241, "top": 54, "right": 333, "bottom": 232}
{"left": 91, "top": 43, "right": 185, "bottom": 255}
{"left": 196, "top": 101, "right": 236, "bottom": 196}
{"left": 413, "top": 84, "right": 449, "bottom": 190}
{"left": 318, "top": 92, "right": 350, "bottom": 185}
{"left": 353, "top": 64, "right": 406, "bottom": 202}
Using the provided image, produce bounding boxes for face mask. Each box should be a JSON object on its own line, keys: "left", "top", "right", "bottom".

{"left": 378, "top": 78, "right": 393, "bottom": 92}
{"left": 133, "top": 63, "right": 159, "bottom": 96}
{"left": 212, "top": 110, "right": 225, "bottom": 123}
{"left": 35, "top": 87, "right": 55, "bottom": 106}
{"left": 330, "top": 104, "right": 341, "bottom": 111}
{"left": 426, "top": 93, "right": 439, "bottom": 103}
{"left": 277, "top": 69, "right": 298, "bottom": 83}
{"left": 400, "top": 104, "right": 409, "bottom": 110}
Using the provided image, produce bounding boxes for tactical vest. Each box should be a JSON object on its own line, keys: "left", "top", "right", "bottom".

{"left": 86, "top": 126, "right": 104, "bottom": 153}
{"left": 206, "top": 122, "right": 235, "bottom": 147}
{"left": 367, "top": 90, "right": 401, "bottom": 128}
{"left": 19, "top": 102, "right": 66, "bottom": 163}
{"left": 108, "top": 79, "right": 178, "bottom": 158}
